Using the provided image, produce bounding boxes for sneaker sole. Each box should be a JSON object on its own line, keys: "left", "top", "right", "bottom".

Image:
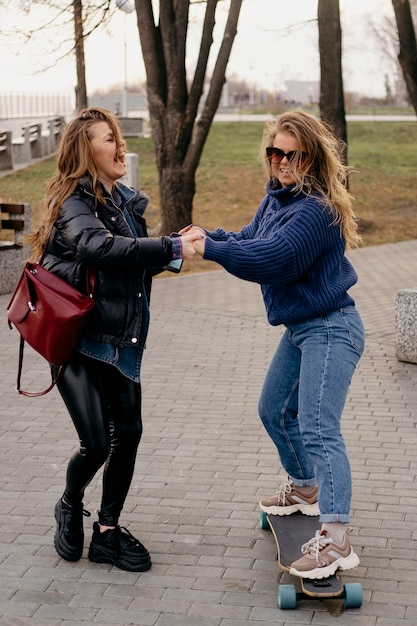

{"left": 290, "top": 550, "right": 360, "bottom": 579}
{"left": 54, "top": 537, "right": 83, "bottom": 561}
{"left": 88, "top": 548, "right": 152, "bottom": 572}
{"left": 259, "top": 501, "right": 320, "bottom": 516}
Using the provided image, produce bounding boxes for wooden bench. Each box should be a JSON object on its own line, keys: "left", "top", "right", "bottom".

{"left": 0, "top": 202, "right": 31, "bottom": 294}
{"left": 0, "top": 129, "right": 13, "bottom": 171}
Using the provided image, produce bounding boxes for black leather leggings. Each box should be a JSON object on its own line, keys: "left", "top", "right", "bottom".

{"left": 55, "top": 353, "right": 142, "bottom": 526}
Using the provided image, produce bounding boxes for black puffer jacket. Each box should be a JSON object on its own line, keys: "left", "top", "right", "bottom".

{"left": 42, "top": 179, "right": 173, "bottom": 347}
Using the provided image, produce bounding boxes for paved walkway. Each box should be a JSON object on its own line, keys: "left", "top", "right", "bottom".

{"left": 0, "top": 239, "right": 416, "bottom": 625}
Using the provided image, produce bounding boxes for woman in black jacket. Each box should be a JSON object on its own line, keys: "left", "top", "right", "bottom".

{"left": 28, "top": 107, "right": 201, "bottom": 572}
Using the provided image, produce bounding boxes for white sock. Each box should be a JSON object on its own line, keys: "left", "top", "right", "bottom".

{"left": 321, "top": 522, "right": 347, "bottom": 545}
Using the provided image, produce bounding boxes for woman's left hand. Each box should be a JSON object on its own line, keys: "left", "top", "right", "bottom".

{"left": 179, "top": 224, "right": 206, "bottom": 237}
{"left": 180, "top": 233, "right": 205, "bottom": 259}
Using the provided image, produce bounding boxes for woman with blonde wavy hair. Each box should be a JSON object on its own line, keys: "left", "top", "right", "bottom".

{"left": 183, "top": 109, "right": 364, "bottom": 579}
{"left": 259, "top": 110, "right": 360, "bottom": 249}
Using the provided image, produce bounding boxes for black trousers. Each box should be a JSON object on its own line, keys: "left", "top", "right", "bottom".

{"left": 55, "top": 353, "right": 142, "bottom": 526}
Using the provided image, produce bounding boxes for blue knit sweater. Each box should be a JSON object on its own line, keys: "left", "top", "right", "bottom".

{"left": 203, "top": 182, "right": 357, "bottom": 326}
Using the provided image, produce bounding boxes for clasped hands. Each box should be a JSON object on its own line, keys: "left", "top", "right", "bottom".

{"left": 177, "top": 224, "right": 206, "bottom": 259}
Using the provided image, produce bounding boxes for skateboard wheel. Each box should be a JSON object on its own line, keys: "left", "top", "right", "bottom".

{"left": 344, "top": 583, "right": 363, "bottom": 608}
{"left": 278, "top": 584, "right": 297, "bottom": 609}
{"left": 259, "top": 510, "right": 269, "bottom": 530}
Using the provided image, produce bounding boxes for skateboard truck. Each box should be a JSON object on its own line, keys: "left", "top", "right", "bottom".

{"left": 312, "top": 578, "right": 332, "bottom": 588}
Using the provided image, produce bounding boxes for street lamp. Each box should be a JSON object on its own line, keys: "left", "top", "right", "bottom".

{"left": 116, "top": 0, "right": 135, "bottom": 117}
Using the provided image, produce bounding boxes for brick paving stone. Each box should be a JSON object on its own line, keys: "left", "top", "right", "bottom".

{"left": 0, "top": 239, "right": 416, "bottom": 624}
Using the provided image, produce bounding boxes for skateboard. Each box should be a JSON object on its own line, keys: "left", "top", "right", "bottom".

{"left": 260, "top": 510, "right": 362, "bottom": 610}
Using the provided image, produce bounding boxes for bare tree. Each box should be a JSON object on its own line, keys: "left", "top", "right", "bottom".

{"left": 317, "top": 0, "right": 348, "bottom": 164}
{"left": 392, "top": 0, "right": 417, "bottom": 114}
{"left": 367, "top": 14, "right": 407, "bottom": 104}
{"left": 134, "top": 0, "right": 243, "bottom": 234}
{"left": 11, "top": 1, "right": 113, "bottom": 111}
{"left": 73, "top": 0, "right": 87, "bottom": 110}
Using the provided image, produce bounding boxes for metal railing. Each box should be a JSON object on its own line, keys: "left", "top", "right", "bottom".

{"left": 0, "top": 92, "right": 75, "bottom": 119}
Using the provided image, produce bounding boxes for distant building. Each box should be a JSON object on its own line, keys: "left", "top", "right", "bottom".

{"left": 282, "top": 81, "right": 319, "bottom": 107}
{"left": 88, "top": 92, "right": 148, "bottom": 115}
{"left": 217, "top": 79, "right": 320, "bottom": 111}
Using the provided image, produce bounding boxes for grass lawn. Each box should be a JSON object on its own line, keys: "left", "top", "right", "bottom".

{"left": 1, "top": 119, "right": 416, "bottom": 275}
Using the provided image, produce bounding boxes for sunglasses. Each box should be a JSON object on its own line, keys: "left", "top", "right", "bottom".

{"left": 266, "top": 147, "right": 308, "bottom": 163}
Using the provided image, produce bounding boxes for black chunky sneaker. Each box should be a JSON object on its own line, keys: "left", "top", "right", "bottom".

{"left": 54, "top": 498, "right": 91, "bottom": 561}
{"left": 88, "top": 522, "right": 152, "bottom": 572}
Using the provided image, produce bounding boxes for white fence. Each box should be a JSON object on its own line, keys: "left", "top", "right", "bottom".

{"left": 0, "top": 92, "right": 75, "bottom": 119}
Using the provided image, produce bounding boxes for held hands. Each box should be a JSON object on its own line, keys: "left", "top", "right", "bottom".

{"left": 179, "top": 225, "right": 206, "bottom": 257}
{"left": 180, "top": 231, "right": 206, "bottom": 259}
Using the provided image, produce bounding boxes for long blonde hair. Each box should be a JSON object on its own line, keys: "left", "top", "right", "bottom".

{"left": 28, "top": 107, "right": 126, "bottom": 260}
{"left": 259, "top": 110, "right": 360, "bottom": 249}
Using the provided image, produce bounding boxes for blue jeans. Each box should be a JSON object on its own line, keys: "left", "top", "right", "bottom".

{"left": 258, "top": 306, "right": 365, "bottom": 523}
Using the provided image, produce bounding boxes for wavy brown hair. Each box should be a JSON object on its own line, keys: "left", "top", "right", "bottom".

{"left": 259, "top": 110, "right": 361, "bottom": 249}
{"left": 28, "top": 107, "right": 126, "bottom": 260}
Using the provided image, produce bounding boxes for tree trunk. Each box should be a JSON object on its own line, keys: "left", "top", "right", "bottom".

{"left": 318, "top": 0, "right": 347, "bottom": 164}
{"left": 73, "top": 0, "right": 88, "bottom": 111}
{"left": 159, "top": 166, "right": 195, "bottom": 232}
{"left": 135, "top": 0, "right": 243, "bottom": 235}
{"left": 392, "top": 0, "right": 417, "bottom": 113}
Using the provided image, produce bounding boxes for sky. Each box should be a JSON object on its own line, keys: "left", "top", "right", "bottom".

{"left": 0, "top": 0, "right": 395, "bottom": 102}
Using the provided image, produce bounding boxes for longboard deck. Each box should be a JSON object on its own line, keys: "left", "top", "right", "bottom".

{"left": 266, "top": 511, "right": 320, "bottom": 572}
{"left": 266, "top": 511, "right": 343, "bottom": 598}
